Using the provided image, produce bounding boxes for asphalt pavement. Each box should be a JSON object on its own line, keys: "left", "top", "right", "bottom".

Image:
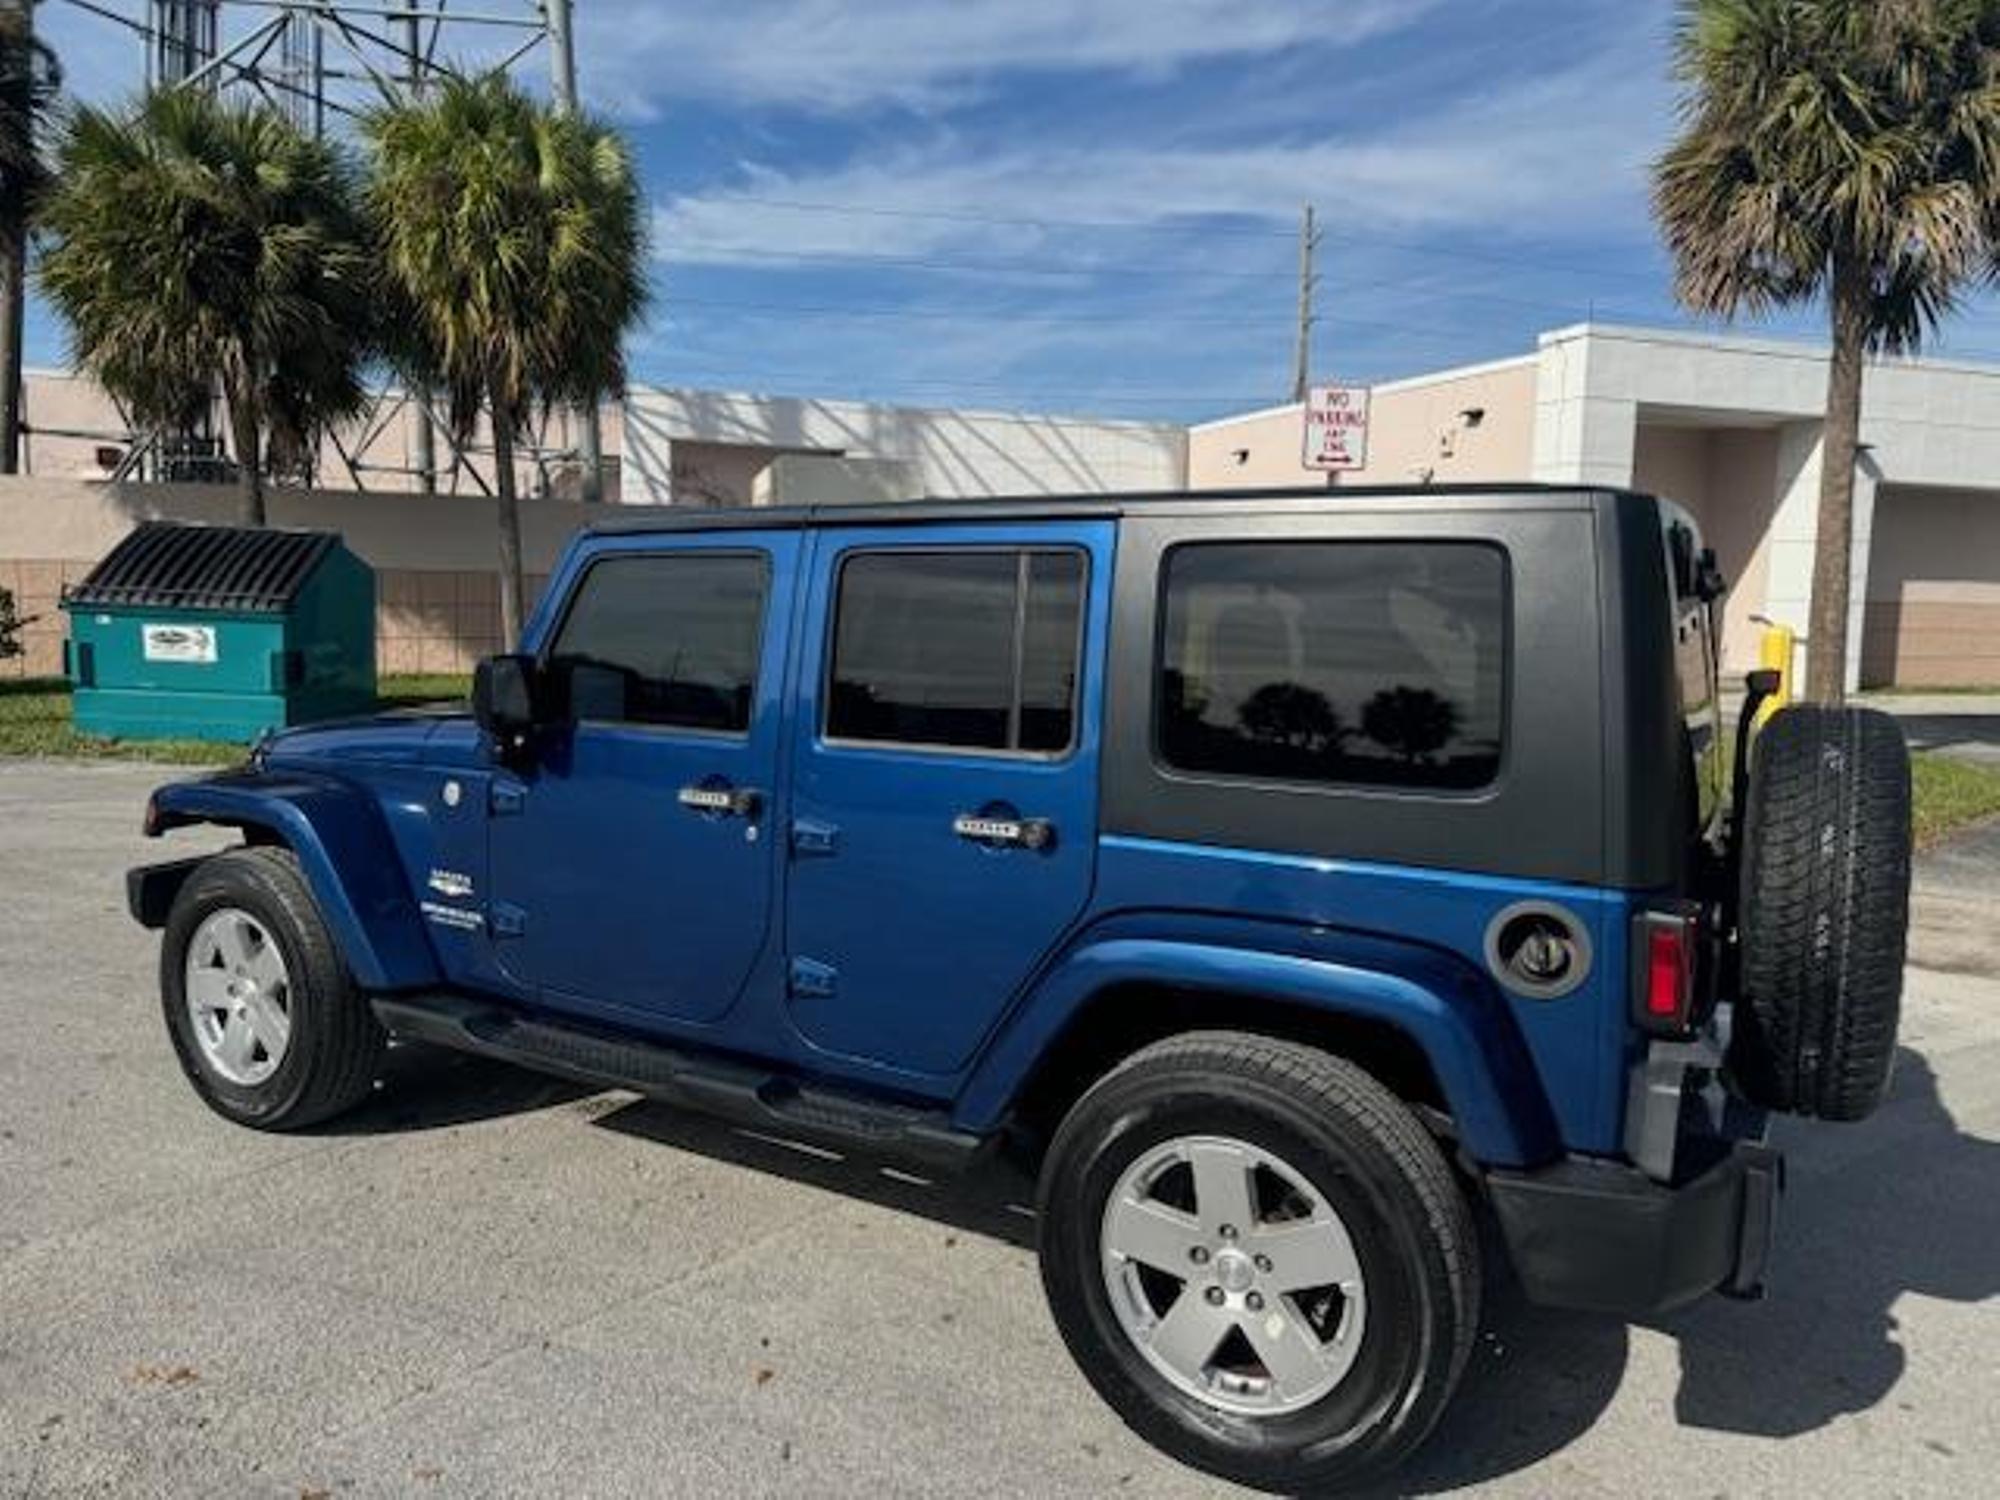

{"left": 1, "top": 758, "right": 1995, "bottom": 1498}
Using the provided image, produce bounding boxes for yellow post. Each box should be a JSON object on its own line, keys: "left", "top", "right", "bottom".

{"left": 1754, "top": 622, "right": 1795, "bottom": 730}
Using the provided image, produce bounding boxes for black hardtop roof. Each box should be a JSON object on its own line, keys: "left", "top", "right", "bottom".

{"left": 586, "top": 483, "right": 1637, "bottom": 536}
{"left": 65, "top": 521, "right": 340, "bottom": 614}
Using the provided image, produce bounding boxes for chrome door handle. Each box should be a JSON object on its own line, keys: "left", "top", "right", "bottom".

{"left": 679, "top": 784, "right": 763, "bottom": 818}
{"left": 952, "top": 813, "right": 1055, "bottom": 850}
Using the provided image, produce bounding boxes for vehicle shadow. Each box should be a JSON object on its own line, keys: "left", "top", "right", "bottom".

{"left": 312, "top": 1040, "right": 594, "bottom": 1135}
{"left": 1649, "top": 1046, "right": 2000, "bottom": 1438}
{"left": 324, "top": 1038, "right": 1996, "bottom": 1494}
{"left": 590, "top": 1097, "right": 1041, "bottom": 1250}
{"left": 1352, "top": 1044, "right": 2000, "bottom": 1496}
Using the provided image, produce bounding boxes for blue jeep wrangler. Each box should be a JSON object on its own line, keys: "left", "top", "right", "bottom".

{"left": 130, "top": 488, "right": 1911, "bottom": 1493}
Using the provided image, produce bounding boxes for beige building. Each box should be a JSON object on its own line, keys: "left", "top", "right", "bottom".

{"left": 1193, "top": 324, "right": 2000, "bottom": 690}
{"left": 0, "top": 381, "right": 1186, "bottom": 681}
{"left": 7, "top": 324, "right": 2000, "bottom": 690}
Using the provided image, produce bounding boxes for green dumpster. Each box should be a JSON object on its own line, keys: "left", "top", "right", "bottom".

{"left": 62, "top": 522, "right": 376, "bottom": 744}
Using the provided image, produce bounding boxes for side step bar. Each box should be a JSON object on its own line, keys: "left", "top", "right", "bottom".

{"left": 370, "top": 992, "right": 989, "bottom": 1174}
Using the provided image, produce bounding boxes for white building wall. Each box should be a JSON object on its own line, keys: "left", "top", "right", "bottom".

{"left": 623, "top": 388, "right": 1186, "bottom": 506}
{"left": 1530, "top": 324, "right": 2000, "bottom": 693}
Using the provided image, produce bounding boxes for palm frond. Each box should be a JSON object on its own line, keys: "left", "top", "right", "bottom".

{"left": 38, "top": 90, "right": 371, "bottom": 459}
{"left": 1657, "top": 0, "right": 2000, "bottom": 355}
{"left": 364, "top": 73, "right": 647, "bottom": 440}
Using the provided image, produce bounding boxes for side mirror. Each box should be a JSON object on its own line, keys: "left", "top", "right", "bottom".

{"left": 473, "top": 653, "right": 540, "bottom": 757}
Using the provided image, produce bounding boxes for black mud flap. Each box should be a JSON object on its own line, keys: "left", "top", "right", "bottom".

{"left": 127, "top": 857, "right": 208, "bottom": 929}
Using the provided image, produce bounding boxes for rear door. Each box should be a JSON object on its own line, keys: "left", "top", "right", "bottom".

{"left": 784, "top": 522, "right": 1111, "bottom": 1077}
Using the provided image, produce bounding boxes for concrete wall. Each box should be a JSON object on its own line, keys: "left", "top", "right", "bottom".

{"left": 1531, "top": 322, "right": 2000, "bottom": 690}
{"left": 754, "top": 454, "right": 923, "bottom": 507}
{"left": 625, "top": 388, "right": 1186, "bottom": 505}
{"left": 1187, "top": 357, "right": 1538, "bottom": 491}
{"left": 1631, "top": 422, "right": 1784, "bottom": 673}
{"left": 0, "top": 479, "right": 614, "bottom": 680}
{"left": 1864, "top": 486, "right": 2000, "bottom": 687}
{"left": 1186, "top": 404, "right": 1327, "bottom": 490}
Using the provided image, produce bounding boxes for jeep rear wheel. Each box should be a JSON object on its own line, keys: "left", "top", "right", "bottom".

{"left": 162, "top": 847, "right": 385, "bottom": 1130}
{"left": 1730, "top": 705, "right": 1911, "bottom": 1121}
{"left": 1036, "top": 1032, "right": 1478, "bottom": 1494}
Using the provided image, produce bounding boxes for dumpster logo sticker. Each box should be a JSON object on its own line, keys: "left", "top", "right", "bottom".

{"left": 142, "top": 624, "right": 218, "bottom": 665}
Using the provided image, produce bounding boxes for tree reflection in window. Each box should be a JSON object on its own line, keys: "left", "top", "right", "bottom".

{"left": 1159, "top": 543, "right": 1505, "bottom": 792}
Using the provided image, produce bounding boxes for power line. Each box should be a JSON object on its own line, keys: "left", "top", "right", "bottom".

{"left": 661, "top": 296, "right": 1293, "bottom": 327}
{"left": 661, "top": 243, "right": 1677, "bottom": 327}
{"left": 658, "top": 294, "right": 1626, "bottom": 350}
{"left": 672, "top": 194, "right": 1301, "bottom": 240}
{"left": 663, "top": 243, "right": 1297, "bottom": 283}
{"left": 674, "top": 193, "right": 1677, "bottom": 287}
{"left": 645, "top": 351, "right": 1293, "bottom": 400}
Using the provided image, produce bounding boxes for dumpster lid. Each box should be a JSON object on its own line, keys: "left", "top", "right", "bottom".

{"left": 66, "top": 522, "right": 339, "bottom": 614}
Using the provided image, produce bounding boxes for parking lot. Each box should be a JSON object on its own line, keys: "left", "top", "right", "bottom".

{"left": 2, "top": 758, "right": 1996, "bottom": 1499}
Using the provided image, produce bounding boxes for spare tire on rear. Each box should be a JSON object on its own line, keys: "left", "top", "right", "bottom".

{"left": 1728, "top": 705, "right": 1911, "bottom": 1121}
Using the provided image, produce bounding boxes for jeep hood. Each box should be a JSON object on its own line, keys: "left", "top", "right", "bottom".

{"left": 260, "top": 710, "right": 459, "bottom": 768}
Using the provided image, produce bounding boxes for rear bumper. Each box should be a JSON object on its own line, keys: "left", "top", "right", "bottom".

{"left": 1486, "top": 1139, "right": 1783, "bottom": 1316}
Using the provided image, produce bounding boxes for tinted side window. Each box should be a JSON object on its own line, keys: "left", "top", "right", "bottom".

{"left": 827, "top": 549, "right": 1085, "bottom": 753}
{"left": 550, "top": 552, "right": 769, "bottom": 733}
{"left": 1160, "top": 542, "right": 1507, "bottom": 791}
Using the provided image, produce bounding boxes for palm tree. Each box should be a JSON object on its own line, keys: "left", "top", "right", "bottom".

{"left": 367, "top": 74, "right": 646, "bottom": 646}
{"left": 38, "top": 90, "right": 372, "bottom": 525}
{"left": 1655, "top": 0, "right": 2000, "bottom": 704}
{"left": 1362, "top": 686, "right": 1460, "bottom": 766}
{"left": 0, "top": 2, "right": 62, "bottom": 475}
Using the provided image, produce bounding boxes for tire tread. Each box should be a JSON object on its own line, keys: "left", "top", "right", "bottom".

{"left": 1734, "top": 706, "right": 1909, "bottom": 1120}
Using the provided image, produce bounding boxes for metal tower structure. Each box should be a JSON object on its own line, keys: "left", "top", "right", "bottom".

{"left": 44, "top": 0, "right": 604, "bottom": 499}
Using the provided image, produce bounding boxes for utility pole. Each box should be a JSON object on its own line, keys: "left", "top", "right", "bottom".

{"left": 1290, "top": 203, "right": 1320, "bottom": 405}
{"left": 545, "top": 0, "right": 604, "bottom": 504}
{"left": 402, "top": 0, "right": 435, "bottom": 493}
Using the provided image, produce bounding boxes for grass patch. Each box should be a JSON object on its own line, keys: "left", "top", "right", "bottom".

{"left": 1911, "top": 752, "right": 2000, "bottom": 847}
{"left": 0, "top": 675, "right": 471, "bottom": 766}
{"left": 375, "top": 674, "right": 472, "bottom": 712}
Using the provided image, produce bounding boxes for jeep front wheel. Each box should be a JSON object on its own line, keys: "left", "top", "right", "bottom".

{"left": 161, "top": 847, "right": 385, "bottom": 1131}
{"left": 1035, "top": 1032, "right": 1478, "bottom": 1494}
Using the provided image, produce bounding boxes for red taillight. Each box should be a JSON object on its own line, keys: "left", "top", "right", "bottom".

{"left": 1634, "top": 909, "right": 1698, "bottom": 1034}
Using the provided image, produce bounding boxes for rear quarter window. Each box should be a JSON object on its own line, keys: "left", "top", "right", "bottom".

{"left": 1157, "top": 541, "right": 1508, "bottom": 793}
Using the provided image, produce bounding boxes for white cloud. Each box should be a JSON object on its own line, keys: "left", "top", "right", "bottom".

{"left": 579, "top": 0, "right": 1441, "bottom": 118}
{"left": 655, "top": 31, "right": 1674, "bottom": 264}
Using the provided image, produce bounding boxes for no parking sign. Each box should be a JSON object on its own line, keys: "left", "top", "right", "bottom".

{"left": 1302, "top": 384, "right": 1371, "bottom": 472}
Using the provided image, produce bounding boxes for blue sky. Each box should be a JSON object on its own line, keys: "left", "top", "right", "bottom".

{"left": 35, "top": 0, "right": 2000, "bottom": 423}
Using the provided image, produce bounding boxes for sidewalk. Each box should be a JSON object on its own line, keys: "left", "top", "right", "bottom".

{"left": 1863, "top": 693, "right": 2000, "bottom": 765}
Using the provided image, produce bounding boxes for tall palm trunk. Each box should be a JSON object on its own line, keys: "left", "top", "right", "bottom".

{"left": 0, "top": 227, "right": 25, "bottom": 474}
{"left": 1807, "top": 258, "right": 1869, "bottom": 705}
{"left": 490, "top": 385, "right": 526, "bottom": 649}
{"left": 224, "top": 376, "right": 267, "bottom": 528}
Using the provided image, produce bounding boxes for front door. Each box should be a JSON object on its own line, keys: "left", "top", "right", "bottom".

{"left": 785, "top": 523, "right": 1110, "bottom": 1078}
{"left": 486, "top": 533, "right": 799, "bottom": 1028}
